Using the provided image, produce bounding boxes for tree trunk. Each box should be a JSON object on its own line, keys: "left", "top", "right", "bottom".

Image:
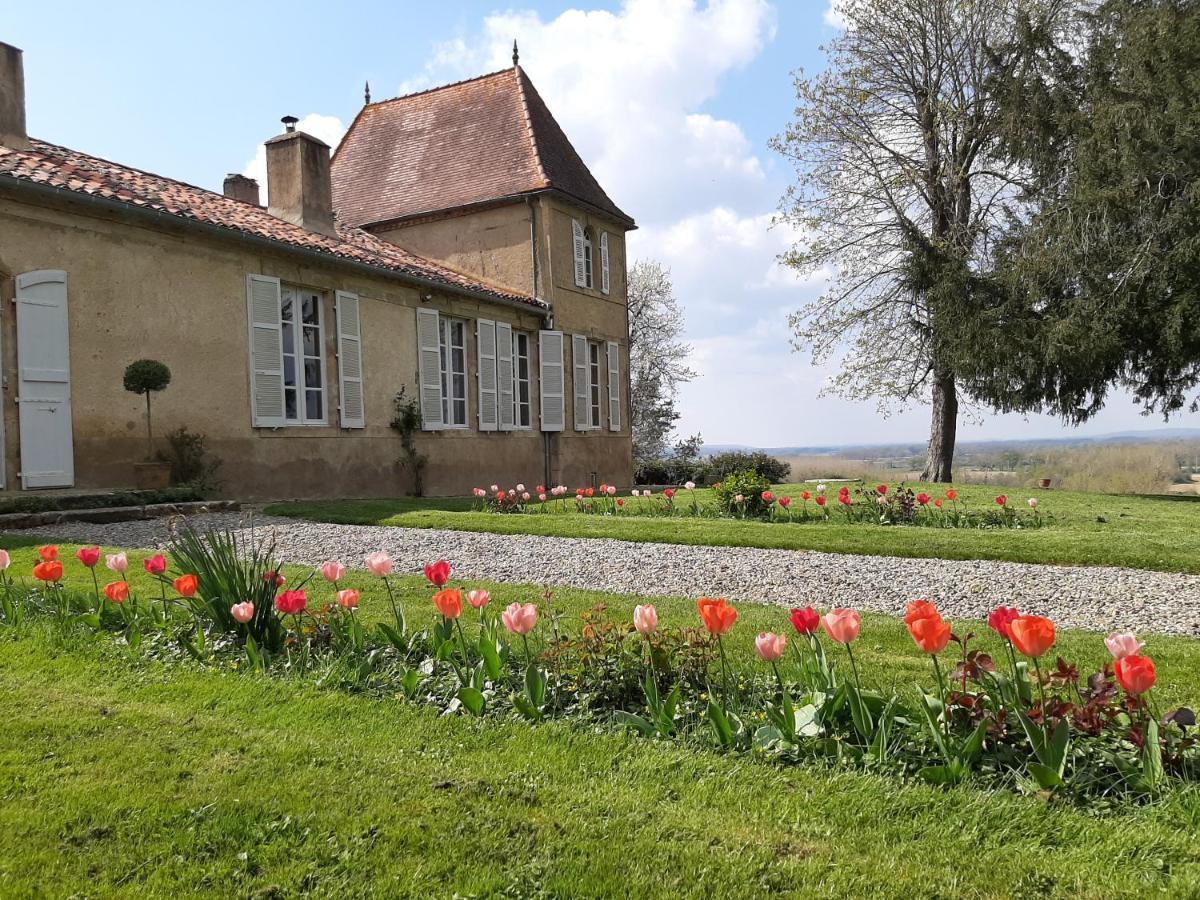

{"left": 921, "top": 371, "right": 957, "bottom": 482}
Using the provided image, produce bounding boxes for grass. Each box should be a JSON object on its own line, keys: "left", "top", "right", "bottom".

{"left": 266, "top": 481, "right": 1200, "bottom": 574}
{"left": 2, "top": 543, "right": 1200, "bottom": 897}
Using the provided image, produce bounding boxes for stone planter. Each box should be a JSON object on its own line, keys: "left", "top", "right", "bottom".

{"left": 1038, "top": 478, "right": 1052, "bottom": 489}
{"left": 134, "top": 461, "right": 172, "bottom": 490}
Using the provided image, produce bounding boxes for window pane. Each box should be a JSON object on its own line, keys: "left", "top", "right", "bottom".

{"left": 285, "top": 388, "right": 298, "bottom": 421}
{"left": 303, "top": 325, "right": 320, "bottom": 357}
{"left": 453, "top": 372, "right": 466, "bottom": 401}
{"left": 281, "top": 320, "right": 295, "bottom": 355}
{"left": 304, "top": 359, "right": 322, "bottom": 390}
{"left": 302, "top": 294, "right": 319, "bottom": 325}
{"left": 454, "top": 398, "right": 467, "bottom": 424}
{"left": 283, "top": 355, "right": 297, "bottom": 387}
{"left": 306, "top": 390, "right": 322, "bottom": 420}
{"left": 281, "top": 295, "right": 294, "bottom": 323}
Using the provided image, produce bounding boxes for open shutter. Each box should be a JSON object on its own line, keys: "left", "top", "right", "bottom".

{"left": 246, "top": 274, "right": 285, "bottom": 427}
{"left": 600, "top": 232, "right": 610, "bottom": 294}
{"left": 538, "top": 330, "right": 564, "bottom": 432}
{"left": 572, "top": 219, "right": 587, "bottom": 288}
{"left": 496, "top": 322, "right": 514, "bottom": 431}
{"left": 607, "top": 340, "right": 620, "bottom": 431}
{"left": 416, "top": 307, "right": 443, "bottom": 430}
{"left": 477, "top": 319, "right": 498, "bottom": 431}
{"left": 572, "top": 333, "right": 590, "bottom": 431}
{"left": 335, "top": 291, "right": 365, "bottom": 428}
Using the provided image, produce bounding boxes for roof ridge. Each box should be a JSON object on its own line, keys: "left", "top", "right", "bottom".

{"left": 365, "top": 66, "right": 515, "bottom": 109}
{"left": 512, "top": 67, "right": 549, "bottom": 187}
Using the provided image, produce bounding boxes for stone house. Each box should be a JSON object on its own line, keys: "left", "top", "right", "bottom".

{"left": 0, "top": 41, "right": 634, "bottom": 498}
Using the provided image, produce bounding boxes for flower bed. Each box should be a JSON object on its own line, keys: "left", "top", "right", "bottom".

{"left": 470, "top": 479, "right": 1048, "bottom": 529}
{"left": 3, "top": 529, "right": 1193, "bottom": 802}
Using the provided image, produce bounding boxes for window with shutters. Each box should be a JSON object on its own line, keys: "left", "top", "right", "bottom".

{"left": 582, "top": 227, "right": 594, "bottom": 289}
{"left": 513, "top": 331, "right": 532, "bottom": 428}
{"left": 588, "top": 341, "right": 602, "bottom": 428}
{"left": 439, "top": 317, "right": 468, "bottom": 427}
{"left": 280, "top": 286, "right": 327, "bottom": 424}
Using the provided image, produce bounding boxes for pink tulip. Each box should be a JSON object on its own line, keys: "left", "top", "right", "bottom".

{"left": 606, "top": 485, "right": 617, "bottom": 496}
{"left": 755, "top": 632, "right": 787, "bottom": 662}
{"left": 684, "top": 481, "right": 696, "bottom": 490}
{"left": 364, "top": 552, "right": 393, "bottom": 577}
{"left": 821, "top": 608, "right": 862, "bottom": 645}
{"left": 522, "top": 492, "right": 531, "bottom": 501}
{"left": 106, "top": 552, "right": 129, "bottom": 574}
{"left": 143, "top": 554, "right": 167, "bottom": 576}
{"left": 0, "top": 549, "right": 9, "bottom": 570}
{"left": 336, "top": 589, "right": 360, "bottom": 610}
{"left": 319, "top": 561, "right": 346, "bottom": 583}
{"left": 230, "top": 601, "right": 255, "bottom": 624}
{"left": 1104, "top": 632, "right": 1145, "bottom": 660}
{"left": 633, "top": 604, "right": 658, "bottom": 635}
{"left": 467, "top": 589, "right": 491, "bottom": 609}
{"left": 501, "top": 602, "right": 538, "bottom": 635}
{"left": 516, "top": 483, "right": 526, "bottom": 492}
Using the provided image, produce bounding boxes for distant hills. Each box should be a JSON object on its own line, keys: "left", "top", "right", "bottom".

{"left": 703, "top": 428, "right": 1200, "bottom": 458}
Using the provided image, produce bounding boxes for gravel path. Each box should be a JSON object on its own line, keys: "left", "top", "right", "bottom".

{"left": 21, "top": 512, "right": 1200, "bottom": 636}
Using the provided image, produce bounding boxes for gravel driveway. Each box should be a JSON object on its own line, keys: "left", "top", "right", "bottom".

{"left": 20, "top": 512, "right": 1200, "bottom": 636}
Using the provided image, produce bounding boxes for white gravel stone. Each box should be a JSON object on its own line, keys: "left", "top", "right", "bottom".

{"left": 20, "top": 512, "right": 1200, "bottom": 636}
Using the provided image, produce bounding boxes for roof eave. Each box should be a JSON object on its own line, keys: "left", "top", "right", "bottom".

{"left": 0, "top": 173, "right": 551, "bottom": 317}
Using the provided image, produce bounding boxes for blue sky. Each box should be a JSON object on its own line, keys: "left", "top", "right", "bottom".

{"left": 6, "top": 0, "right": 1193, "bottom": 446}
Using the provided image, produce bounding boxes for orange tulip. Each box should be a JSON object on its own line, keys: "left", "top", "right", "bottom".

{"left": 1009, "top": 615, "right": 1056, "bottom": 658}
{"left": 37, "top": 545, "right": 58, "bottom": 562}
{"left": 907, "top": 614, "right": 952, "bottom": 655}
{"left": 103, "top": 581, "right": 129, "bottom": 603}
{"left": 903, "top": 600, "right": 940, "bottom": 628}
{"left": 697, "top": 597, "right": 738, "bottom": 635}
{"left": 432, "top": 588, "right": 463, "bottom": 620}
{"left": 32, "top": 560, "right": 63, "bottom": 582}
{"left": 173, "top": 574, "right": 199, "bottom": 597}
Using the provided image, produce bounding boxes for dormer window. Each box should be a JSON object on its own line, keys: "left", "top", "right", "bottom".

{"left": 572, "top": 218, "right": 596, "bottom": 290}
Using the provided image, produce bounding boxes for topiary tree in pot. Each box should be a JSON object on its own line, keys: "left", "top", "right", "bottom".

{"left": 124, "top": 359, "right": 172, "bottom": 488}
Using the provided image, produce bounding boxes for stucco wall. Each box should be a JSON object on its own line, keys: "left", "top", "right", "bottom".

{"left": 0, "top": 190, "right": 631, "bottom": 498}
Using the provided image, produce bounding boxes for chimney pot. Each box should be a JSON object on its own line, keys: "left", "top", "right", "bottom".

{"left": 281, "top": 115, "right": 298, "bottom": 133}
{"left": 223, "top": 173, "right": 260, "bottom": 205}
{"left": 0, "top": 41, "right": 30, "bottom": 150}
{"left": 264, "top": 123, "right": 336, "bottom": 237}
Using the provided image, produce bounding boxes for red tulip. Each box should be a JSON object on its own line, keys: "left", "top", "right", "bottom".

{"left": 778, "top": 496, "right": 791, "bottom": 508}
{"left": 790, "top": 606, "right": 820, "bottom": 635}
{"left": 815, "top": 496, "right": 827, "bottom": 507}
{"left": 876, "top": 484, "right": 888, "bottom": 495}
{"left": 838, "top": 494, "right": 851, "bottom": 506}
{"left": 37, "top": 545, "right": 58, "bottom": 562}
{"left": 907, "top": 613, "right": 952, "bottom": 655}
{"left": 945, "top": 489, "right": 958, "bottom": 501}
{"left": 1114, "top": 655, "right": 1156, "bottom": 695}
{"left": 800, "top": 491, "right": 811, "bottom": 501}
{"left": 995, "top": 495, "right": 1008, "bottom": 507}
{"left": 1009, "top": 615, "right": 1056, "bottom": 658}
{"left": 761, "top": 490, "right": 774, "bottom": 503}
{"left": 904, "top": 599, "right": 940, "bottom": 628}
{"left": 275, "top": 589, "right": 307, "bottom": 615}
{"left": 664, "top": 488, "right": 676, "bottom": 499}
{"left": 987, "top": 606, "right": 1019, "bottom": 640}
{"left": 263, "top": 570, "right": 285, "bottom": 587}
{"left": 424, "top": 559, "right": 452, "bottom": 588}
{"left": 697, "top": 598, "right": 737, "bottom": 635}
{"left": 915, "top": 492, "right": 931, "bottom": 506}
{"left": 585, "top": 487, "right": 595, "bottom": 498}
{"left": 144, "top": 554, "right": 167, "bottom": 576}
{"left": 75, "top": 546, "right": 101, "bottom": 568}
{"left": 934, "top": 498, "right": 943, "bottom": 508}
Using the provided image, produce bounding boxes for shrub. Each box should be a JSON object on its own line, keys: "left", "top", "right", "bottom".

{"left": 391, "top": 388, "right": 427, "bottom": 497}
{"left": 124, "top": 359, "right": 172, "bottom": 459}
{"left": 160, "top": 427, "right": 221, "bottom": 492}
{"left": 712, "top": 469, "right": 772, "bottom": 517}
{"left": 634, "top": 458, "right": 704, "bottom": 486}
{"left": 704, "top": 451, "right": 791, "bottom": 484}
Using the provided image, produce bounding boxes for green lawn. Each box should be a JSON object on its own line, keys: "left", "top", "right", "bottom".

{"left": 266, "top": 481, "right": 1200, "bottom": 574}
{"left": 2, "top": 543, "right": 1200, "bottom": 897}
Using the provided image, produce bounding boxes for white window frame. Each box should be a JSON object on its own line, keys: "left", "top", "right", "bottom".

{"left": 280, "top": 284, "right": 328, "bottom": 426}
{"left": 582, "top": 228, "right": 594, "bottom": 289}
{"left": 440, "top": 316, "right": 469, "bottom": 428}
{"left": 512, "top": 330, "right": 533, "bottom": 430}
{"left": 600, "top": 232, "right": 610, "bottom": 295}
{"left": 588, "top": 340, "right": 602, "bottom": 429}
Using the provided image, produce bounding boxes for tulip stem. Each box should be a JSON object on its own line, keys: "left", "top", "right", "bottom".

{"left": 931, "top": 653, "right": 949, "bottom": 738}
{"left": 716, "top": 634, "right": 732, "bottom": 714}
{"left": 844, "top": 642, "right": 863, "bottom": 693}
{"left": 1031, "top": 656, "right": 1048, "bottom": 716}
{"left": 454, "top": 618, "right": 472, "bottom": 669}
{"left": 381, "top": 576, "right": 401, "bottom": 632}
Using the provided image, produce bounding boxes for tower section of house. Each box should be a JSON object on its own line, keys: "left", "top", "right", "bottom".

{"left": 331, "top": 59, "right": 635, "bottom": 490}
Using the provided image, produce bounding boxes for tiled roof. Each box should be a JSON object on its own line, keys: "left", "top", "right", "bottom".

{"left": 0, "top": 138, "right": 545, "bottom": 310}
{"left": 331, "top": 67, "right": 634, "bottom": 229}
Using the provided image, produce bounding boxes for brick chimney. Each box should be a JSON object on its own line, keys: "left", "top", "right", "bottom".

{"left": 0, "top": 42, "right": 30, "bottom": 150}
{"left": 265, "top": 116, "right": 336, "bottom": 237}
{"left": 223, "top": 173, "right": 260, "bottom": 205}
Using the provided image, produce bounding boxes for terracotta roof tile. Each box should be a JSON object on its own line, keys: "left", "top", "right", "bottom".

{"left": 331, "top": 67, "right": 633, "bottom": 229}
{"left": 0, "top": 138, "right": 545, "bottom": 310}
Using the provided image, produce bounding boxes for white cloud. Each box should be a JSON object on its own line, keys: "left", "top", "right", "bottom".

{"left": 242, "top": 113, "right": 346, "bottom": 205}
{"left": 824, "top": 1, "right": 848, "bottom": 29}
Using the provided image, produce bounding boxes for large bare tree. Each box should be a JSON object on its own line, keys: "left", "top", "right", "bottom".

{"left": 772, "top": 0, "right": 1070, "bottom": 480}
{"left": 627, "top": 260, "right": 697, "bottom": 463}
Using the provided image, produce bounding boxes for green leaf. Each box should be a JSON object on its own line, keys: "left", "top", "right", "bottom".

{"left": 1141, "top": 718, "right": 1165, "bottom": 789}
{"left": 400, "top": 668, "right": 421, "bottom": 697}
{"left": 643, "top": 671, "right": 660, "bottom": 711}
{"left": 707, "top": 699, "right": 734, "bottom": 747}
{"left": 960, "top": 720, "right": 988, "bottom": 765}
{"left": 457, "top": 687, "right": 486, "bottom": 716}
{"left": 793, "top": 704, "right": 820, "bottom": 737}
{"left": 1027, "top": 762, "right": 1063, "bottom": 789}
{"left": 178, "top": 635, "right": 207, "bottom": 665}
{"left": 915, "top": 691, "right": 950, "bottom": 760}
{"left": 1047, "top": 718, "right": 1070, "bottom": 774}
{"left": 919, "top": 764, "right": 964, "bottom": 786}
{"left": 436, "top": 639, "right": 457, "bottom": 662}
{"left": 613, "top": 710, "right": 656, "bottom": 736}
{"left": 846, "top": 682, "right": 874, "bottom": 743}
{"left": 662, "top": 683, "right": 682, "bottom": 723}
{"left": 512, "top": 692, "right": 540, "bottom": 721}
{"left": 525, "top": 665, "right": 546, "bottom": 708}
{"left": 126, "top": 624, "right": 142, "bottom": 649}
{"left": 753, "top": 725, "right": 784, "bottom": 751}
{"left": 74, "top": 612, "right": 102, "bottom": 631}
{"left": 244, "top": 634, "right": 262, "bottom": 673}
{"left": 378, "top": 623, "right": 407, "bottom": 653}
{"left": 478, "top": 636, "right": 502, "bottom": 680}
